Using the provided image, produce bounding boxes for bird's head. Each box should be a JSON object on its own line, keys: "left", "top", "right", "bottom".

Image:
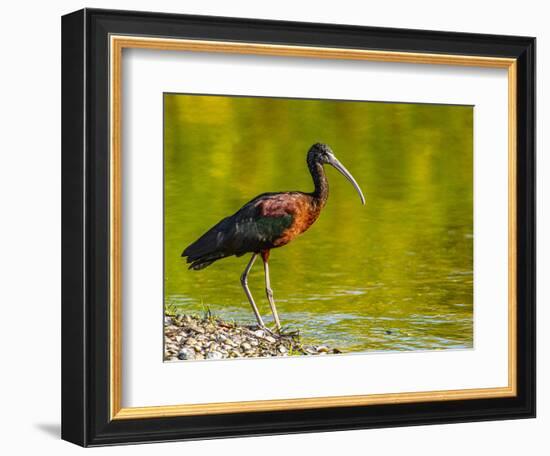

{"left": 307, "top": 143, "right": 366, "bottom": 205}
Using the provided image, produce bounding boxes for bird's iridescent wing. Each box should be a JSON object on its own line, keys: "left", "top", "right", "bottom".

{"left": 182, "top": 193, "right": 295, "bottom": 269}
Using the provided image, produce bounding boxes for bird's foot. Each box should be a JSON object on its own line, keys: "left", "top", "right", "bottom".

{"left": 267, "top": 325, "right": 300, "bottom": 339}
{"left": 249, "top": 323, "right": 286, "bottom": 339}
{"left": 277, "top": 326, "right": 300, "bottom": 338}
{"left": 261, "top": 325, "right": 279, "bottom": 338}
{"left": 249, "top": 324, "right": 281, "bottom": 338}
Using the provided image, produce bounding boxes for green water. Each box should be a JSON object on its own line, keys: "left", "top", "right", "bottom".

{"left": 164, "top": 94, "right": 473, "bottom": 353}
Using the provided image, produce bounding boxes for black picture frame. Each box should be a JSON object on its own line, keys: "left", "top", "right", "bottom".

{"left": 62, "top": 8, "right": 536, "bottom": 447}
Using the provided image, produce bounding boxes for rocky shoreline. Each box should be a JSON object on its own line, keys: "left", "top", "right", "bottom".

{"left": 164, "top": 313, "right": 341, "bottom": 361}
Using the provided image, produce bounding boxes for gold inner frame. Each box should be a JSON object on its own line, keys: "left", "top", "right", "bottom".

{"left": 109, "top": 35, "right": 518, "bottom": 420}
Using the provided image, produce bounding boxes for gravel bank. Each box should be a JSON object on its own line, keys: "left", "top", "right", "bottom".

{"left": 164, "top": 313, "right": 341, "bottom": 361}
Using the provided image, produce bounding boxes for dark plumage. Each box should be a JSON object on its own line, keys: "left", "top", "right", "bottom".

{"left": 181, "top": 143, "right": 365, "bottom": 331}
{"left": 182, "top": 192, "right": 294, "bottom": 270}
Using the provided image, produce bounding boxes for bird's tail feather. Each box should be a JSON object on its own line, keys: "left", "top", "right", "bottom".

{"left": 187, "top": 251, "right": 228, "bottom": 270}
{"left": 182, "top": 218, "right": 232, "bottom": 270}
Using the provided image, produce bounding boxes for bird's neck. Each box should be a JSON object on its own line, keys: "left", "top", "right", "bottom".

{"left": 309, "top": 160, "right": 329, "bottom": 207}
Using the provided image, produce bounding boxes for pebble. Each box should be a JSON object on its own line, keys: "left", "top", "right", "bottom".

{"left": 178, "top": 347, "right": 196, "bottom": 360}
{"left": 206, "top": 351, "right": 223, "bottom": 360}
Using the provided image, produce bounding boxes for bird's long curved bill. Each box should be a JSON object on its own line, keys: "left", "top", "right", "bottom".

{"left": 329, "top": 156, "right": 366, "bottom": 205}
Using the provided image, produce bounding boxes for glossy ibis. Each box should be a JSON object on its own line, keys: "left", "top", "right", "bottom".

{"left": 182, "top": 143, "right": 365, "bottom": 332}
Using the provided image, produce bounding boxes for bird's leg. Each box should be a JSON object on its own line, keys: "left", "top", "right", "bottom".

{"left": 261, "top": 250, "right": 282, "bottom": 332}
{"left": 240, "top": 253, "right": 266, "bottom": 328}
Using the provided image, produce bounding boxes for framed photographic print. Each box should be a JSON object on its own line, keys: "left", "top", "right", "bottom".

{"left": 61, "top": 8, "right": 536, "bottom": 447}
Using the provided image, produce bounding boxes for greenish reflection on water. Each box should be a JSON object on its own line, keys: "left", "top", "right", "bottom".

{"left": 164, "top": 94, "right": 473, "bottom": 353}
